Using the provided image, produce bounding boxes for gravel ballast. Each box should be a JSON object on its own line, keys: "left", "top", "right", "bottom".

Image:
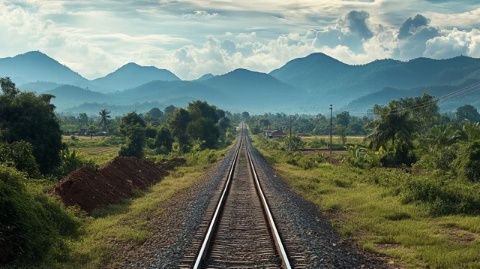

{"left": 109, "top": 137, "right": 388, "bottom": 268}
{"left": 108, "top": 147, "right": 237, "bottom": 269}
{"left": 247, "top": 140, "right": 389, "bottom": 268}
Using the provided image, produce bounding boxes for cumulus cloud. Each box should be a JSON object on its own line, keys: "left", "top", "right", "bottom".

{"left": 398, "top": 14, "right": 430, "bottom": 39}
{"left": 424, "top": 28, "right": 480, "bottom": 58}
{"left": 394, "top": 14, "right": 440, "bottom": 59}
{"left": 313, "top": 10, "right": 374, "bottom": 53}
{"left": 346, "top": 10, "right": 373, "bottom": 39}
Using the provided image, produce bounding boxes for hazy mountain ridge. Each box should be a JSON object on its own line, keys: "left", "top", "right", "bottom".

{"left": 2, "top": 50, "right": 480, "bottom": 115}
{"left": 0, "top": 51, "right": 88, "bottom": 86}
{"left": 92, "top": 62, "right": 180, "bottom": 92}
{"left": 271, "top": 53, "right": 480, "bottom": 109}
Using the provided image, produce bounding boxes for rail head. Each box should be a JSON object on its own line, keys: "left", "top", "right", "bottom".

{"left": 192, "top": 127, "right": 244, "bottom": 269}
{"left": 246, "top": 139, "right": 292, "bottom": 269}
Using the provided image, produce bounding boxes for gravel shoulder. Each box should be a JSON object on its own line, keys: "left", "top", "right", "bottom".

{"left": 248, "top": 140, "right": 390, "bottom": 268}
{"left": 105, "top": 147, "right": 236, "bottom": 269}
{"left": 107, "top": 136, "right": 389, "bottom": 269}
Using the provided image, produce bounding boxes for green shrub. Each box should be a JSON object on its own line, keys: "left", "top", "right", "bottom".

{"left": 402, "top": 177, "right": 480, "bottom": 215}
{"left": 0, "top": 166, "right": 79, "bottom": 265}
{"left": 0, "top": 141, "right": 40, "bottom": 177}
{"left": 56, "top": 148, "right": 97, "bottom": 177}
{"left": 454, "top": 140, "right": 480, "bottom": 182}
{"left": 416, "top": 145, "right": 457, "bottom": 172}
{"left": 346, "top": 145, "right": 381, "bottom": 168}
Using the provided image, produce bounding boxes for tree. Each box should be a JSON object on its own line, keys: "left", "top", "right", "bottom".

{"left": 169, "top": 108, "right": 190, "bottom": 152}
{"left": 368, "top": 103, "right": 417, "bottom": 166}
{"left": 241, "top": 111, "right": 250, "bottom": 120}
{"left": 187, "top": 118, "right": 220, "bottom": 148}
{"left": 336, "top": 111, "right": 350, "bottom": 145}
{"left": 164, "top": 105, "right": 176, "bottom": 119}
{"left": 118, "top": 112, "right": 146, "bottom": 158}
{"left": 0, "top": 78, "right": 62, "bottom": 174}
{"left": 155, "top": 127, "right": 173, "bottom": 154}
{"left": 456, "top": 105, "right": 480, "bottom": 122}
{"left": 78, "top": 113, "right": 89, "bottom": 128}
{"left": 146, "top": 107, "right": 163, "bottom": 124}
{"left": 98, "top": 109, "right": 111, "bottom": 132}
{"left": 0, "top": 77, "right": 19, "bottom": 97}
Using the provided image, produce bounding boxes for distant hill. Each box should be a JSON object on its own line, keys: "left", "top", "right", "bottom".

{"left": 114, "top": 80, "right": 226, "bottom": 106}
{"left": 200, "top": 68, "right": 304, "bottom": 112}
{"left": 196, "top": 73, "right": 215, "bottom": 81}
{"left": 46, "top": 85, "right": 107, "bottom": 110}
{"left": 92, "top": 62, "right": 180, "bottom": 92}
{"left": 64, "top": 101, "right": 166, "bottom": 116}
{"left": 271, "top": 53, "right": 480, "bottom": 109}
{"left": 2, "top": 51, "right": 480, "bottom": 114}
{"left": 346, "top": 79, "right": 480, "bottom": 113}
{"left": 19, "top": 81, "right": 60, "bottom": 93}
{"left": 0, "top": 51, "right": 89, "bottom": 86}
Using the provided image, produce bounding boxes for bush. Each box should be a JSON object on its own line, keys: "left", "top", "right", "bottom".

{"left": 0, "top": 166, "right": 78, "bottom": 265}
{"left": 416, "top": 145, "right": 457, "bottom": 172}
{"left": 454, "top": 140, "right": 480, "bottom": 182}
{"left": 56, "top": 148, "right": 97, "bottom": 177}
{"left": 0, "top": 141, "right": 40, "bottom": 177}
{"left": 345, "top": 145, "right": 381, "bottom": 168}
{"left": 286, "top": 153, "right": 324, "bottom": 170}
{"left": 402, "top": 177, "right": 480, "bottom": 215}
{"left": 380, "top": 143, "right": 416, "bottom": 167}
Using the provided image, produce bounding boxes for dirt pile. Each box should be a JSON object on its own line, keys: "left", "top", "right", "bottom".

{"left": 54, "top": 157, "right": 185, "bottom": 213}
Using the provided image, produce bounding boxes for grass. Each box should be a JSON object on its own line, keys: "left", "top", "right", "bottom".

{"left": 63, "top": 136, "right": 121, "bottom": 165}
{"left": 253, "top": 136, "right": 480, "bottom": 268}
{"left": 301, "top": 135, "right": 366, "bottom": 146}
{"left": 48, "top": 146, "right": 228, "bottom": 269}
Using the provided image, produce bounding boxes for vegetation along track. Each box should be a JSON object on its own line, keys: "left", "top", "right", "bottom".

{"left": 184, "top": 124, "right": 293, "bottom": 268}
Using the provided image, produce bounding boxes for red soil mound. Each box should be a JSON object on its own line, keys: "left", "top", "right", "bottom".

{"left": 54, "top": 157, "right": 185, "bottom": 213}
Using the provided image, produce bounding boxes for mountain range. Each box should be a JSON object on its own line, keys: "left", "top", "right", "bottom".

{"left": 1, "top": 50, "right": 479, "bottom": 115}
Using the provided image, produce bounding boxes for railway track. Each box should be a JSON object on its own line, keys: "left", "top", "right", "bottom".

{"left": 183, "top": 124, "right": 292, "bottom": 268}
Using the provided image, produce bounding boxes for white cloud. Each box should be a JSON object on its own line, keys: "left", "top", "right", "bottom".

{"left": 0, "top": 0, "right": 479, "bottom": 80}
{"left": 424, "top": 28, "right": 480, "bottom": 58}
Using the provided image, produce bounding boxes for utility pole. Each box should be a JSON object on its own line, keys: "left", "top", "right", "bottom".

{"left": 329, "top": 104, "right": 333, "bottom": 157}
{"left": 288, "top": 115, "right": 293, "bottom": 151}
{"left": 289, "top": 116, "right": 292, "bottom": 138}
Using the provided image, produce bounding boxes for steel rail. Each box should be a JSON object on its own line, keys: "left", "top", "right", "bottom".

{"left": 192, "top": 124, "right": 291, "bottom": 269}
{"left": 192, "top": 126, "right": 243, "bottom": 269}
{"left": 246, "top": 138, "right": 292, "bottom": 269}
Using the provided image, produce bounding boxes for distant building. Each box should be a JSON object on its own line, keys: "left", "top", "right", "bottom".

{"left": 264, "top": 130, "right": 287, "bottom": 139}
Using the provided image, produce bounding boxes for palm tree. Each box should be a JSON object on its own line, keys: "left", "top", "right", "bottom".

{"left": 368, "top": 107, "right": 415, "bottom": 150}
{"left": 98, "top": 109, "right": 111, "bottom": 132}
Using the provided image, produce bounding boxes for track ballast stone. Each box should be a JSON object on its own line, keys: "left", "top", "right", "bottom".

{"left": 247, "top": 140, "right": 388, "bottom": 268}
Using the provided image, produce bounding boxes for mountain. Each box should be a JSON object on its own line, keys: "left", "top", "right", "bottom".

{"left": 2, "top": 51, "right": 480, "bottom": 114}
{"left": 110, "top": 69, "right": 304, "bottom": 113}
{"left": 200, "top": 68, "right": 304, "bottom": 112}
{"left": 19, "top": 81, "right": 61, "bottom": 93}
{"left": 271, "top": 53, "right": 480, "bottom": 109}
{"left": 46, "top": 85, "right": 107, "bottom": 110}
{"left": 114, "top": 80, "right": 226, "bottom": 106}
{"left": 92, "top": 62, "right": 180, "bottom": 92}
{"left": 196, "top": 73, "right": 215, "bottom": 81}
{"left": 346, "top": 79, "right": 480, "bottom": 113}
{"left": 0, "top": 51, "right": 89, "bottom": 86}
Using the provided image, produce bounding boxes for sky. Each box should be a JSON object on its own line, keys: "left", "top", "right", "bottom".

{"left": 1, "top": 0, "right": 480, "bottom": 80}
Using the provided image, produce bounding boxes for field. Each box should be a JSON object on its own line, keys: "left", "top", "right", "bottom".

{"left": 48, "top": 145, "right": 229, "bottom": 268}
{"left": 63, "top": 135, "right": 121, "bottom": 165}
{"left": 253, "top": 135, "right": 480, "bottom": 268}
{"left": 301, "top": 135, "right": 366, "bottom": 146}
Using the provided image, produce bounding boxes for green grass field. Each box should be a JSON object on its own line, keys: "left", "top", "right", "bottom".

{"left": 253, "top": 136, "right": 480, "bottom": 268}
{"left": 49, "top": 146, "right": 228, "bottom": 268}
{"left": 63, "top": 135, "right": 121, "bottom": 165}
{"left": 301, "top": 135, "right": 366, "bottom": 146}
